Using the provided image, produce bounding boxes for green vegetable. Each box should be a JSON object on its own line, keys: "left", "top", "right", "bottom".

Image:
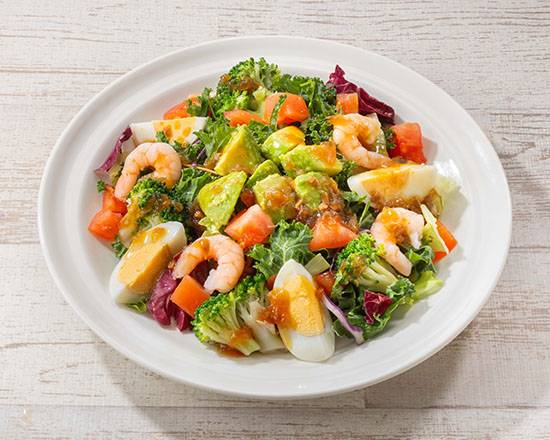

{"left": 193, "top": 118, "right": 234, "bottom": 159}
{"left": 301, "top": 114, "right": 333, "bottom": 145}
{"left": 252, "top": 174, "right": 297, "bottom": 222}
{"left": 225, "top": 57, "right": 281, "bottom": 92}
{"left": 420, "top": 204, "right": 448, "bottom": 253}
{"left": 405, "top": 245, "right": 436, "bottom": 283}
{"left": 127, "top": 297, "right": 149, "bottom": 313}
{"left": 111, "top": 236, "right": 128, "bottom": 259}
{"left": 193, "top": 290, "right": 261, "bottom": 356}
{"left": 294, "top": 172, "right": 342, "bottom": 211}
{"left": 334, "top": 278, "right": 415, "bottom": 340}
{"left": 280, "top": 141, "right": 342, "bottom": 177}
{"left": 382, "top": 126, "right": 396, "bottom": 150}
{"left": 248, "top": 120, "right": 275, "bottom": 145}
{"left": 332, "top": 233, "right": 399, "bottom": 308}
{"left": 413, "top": 271, "right": 443, "bottom": 300}
{"left": 272, "top": 74, "right": 336, "bottom": 117}
{"left": 96, "top": 180, "right": 106, "bottom": 193}
{"left": 261, "top": 126, "right": 305, "bottom": 164}
{"left": 129, "top": 178, "right": 169, "bottom": 208}
{"left": 247, "top": 221, "right": 314, "bottom": 279}
{"left": 246, "top": 160, "right": 279, "bottom": 188}
{"left": 155, "top": 130, "right": 169, "bottom": 144}
{"left": 305, "top": 253, "right": 331, "bottom": 276}
{"left": 341, "top": 191, "right": 375, "bottom": 229}
{"left": 185, "top": 88, "right": 211, "bottom": 117}
{"left": 334, "top": 158, "right": 358, "bottom": 190}
{"left": 197, "top": 171, "right": 247, "bottom": 232}
{"left": 214, "top": 125, "right": 263, "bottom": 175}
{"left": 170, "top": 167, "right": 216, "bottom": 208}
{"left": 372, "top": 129, "right": 388, "bottom": 156}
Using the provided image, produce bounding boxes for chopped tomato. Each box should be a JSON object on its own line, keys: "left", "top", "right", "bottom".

{"left": 264, "top": 93, "right": 309, "bottom": 127}
{"left": 163, "top": 95, "right": 199, "bottom": 120}
{"left": 170, "top": 275, "right": 210, "bottom": 317}
{"left": 433, "top": 220, "right": 458, "bottom": 262}
{"left": 389, "top": 122, "right": 427, "bottom": 164}
{"left": 225, "top": 204, "right": 275, "bottom": 249}
{"left": 314, "top": 271, "right": 335, "bottom": 295}
{"left": 102, "top": 185, "right": 127, "bottom": 214}
{"left": 224, "top": 109, "right": 264, "bottom": 127}
{"left": 309, "top": 213, "right": 357, "bottom": 251}
{"left": 336, "top": 93, "right": 359, "bottom": 114}
{"left": 88, "top": 209, "right": 123, "bottom": 241}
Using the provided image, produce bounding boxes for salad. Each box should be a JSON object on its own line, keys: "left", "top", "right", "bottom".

{"left": 89, "top": 59, "right": 459, "bottom": 362}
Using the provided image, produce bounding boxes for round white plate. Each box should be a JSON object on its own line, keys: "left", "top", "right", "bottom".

{"left": 39, "top": 36, "right": 511, "bottom": 399}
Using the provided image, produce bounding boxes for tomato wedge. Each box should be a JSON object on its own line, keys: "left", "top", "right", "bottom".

{"left": 309, "top": 213, "right": 357, "bottom": 251}
{"left": 163, "top": 95, "right": 199, "bottom": 120}
{"left": 336, "top": 93, "right": 359, "bottom": 114}
{"left": 225, "top": 204, "right": 275, "bottom": 249}
{"left": 389, "top": 122, "right": 427, "bottom": 164}
{"left": 102, "top": 185, "right": 127, "bottom": 215}
{"left": 170, "top": 275, "right": 210, "bottom": 317}
{"left": 88, "top": 209, "right": 123, "bottom": 241}
{"left": 433, "top": 220, "right": 458, "bottom": 262}
{"left": 314, "top": 271, "right": 336, "bottom": 295}
{"left": 264, "top": 93, "right": 309, "bottom": 127}
{"left": 224, "top": 109, "right": 265, "bottom": 127}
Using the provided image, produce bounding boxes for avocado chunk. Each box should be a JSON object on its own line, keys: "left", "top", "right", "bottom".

{"left": 252, "top": 174, "right": 297, "bottom": 222}
{"left": 261, "top": 126, "right": 305, "bottom": 164}
{"left": 197, "top": 171, "right": 247, "bottom": 231}
{"left": 246, "top": 159, "right": 279, "bottom": 188}
{"left": 214, "top": 126, "right": 263, "bottom": 175}
{"left": 280, "top": 141, "right": 342, "bottom": 177}
{"left": 294, "top": 172, "right": 343, "bottom": 211}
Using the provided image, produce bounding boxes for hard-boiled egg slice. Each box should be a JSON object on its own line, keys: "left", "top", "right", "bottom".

{"left": 110, "top": 222, "right": 186, "bottom": 304}
{"left": 347, "top": 162, "right": 459, "bottom": 210}
{"left": 130, "top": 117, "right": 207, "bottom": 146}
{"left": 272, "top": 259, "right": 335, "bottom": 362}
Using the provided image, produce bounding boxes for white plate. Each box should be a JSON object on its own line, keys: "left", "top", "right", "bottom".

{"left": 39, "top": 36, "right": 511, "bottom": 399}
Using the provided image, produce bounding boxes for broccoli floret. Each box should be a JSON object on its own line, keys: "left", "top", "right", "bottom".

{"left": 193, "top": 290, "right": 261, "bottom": 356}
{"left": 334, "top": 233, "right": 399, "bottom": 295}
{"left": 129, "top": 178, "right": 169, "bottom": 208}
{"left": 226, "top": 57, "right": 281, "bottom": 91}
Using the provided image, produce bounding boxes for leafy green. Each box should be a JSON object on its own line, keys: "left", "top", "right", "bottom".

{"left": 127, "top": 297, "right": 149, "bottom": 313}
{"left": 413, "top": 270, "right": 443, "bottom": 300}
{"left": 382, "top": 126, "right": 396, "bottom": 150}
{"left": 186, "top": 88, "right": 211, "bottom": 117}
{"left": 225, "top": 57, "right": 281, "bottom": 92}
{"left": 405, "top": 245, "right": 436, "bottom": 283}
{"left": 129, "top": 178, "right": 169, "bottom": 208}
{"left": 342, "top": 191, "right": 375, "bottom": 229}
{"left": 247, "top": 221, "right": 314, "bottom": 279}
{"left": 269, "top": 94, "right": 287, "bottom": 128}
{"left": 111, "top": 236, "right": 128, "bottom": 259}
{"left": 334, "top": 158, "right": 358, "bottom": 190}
{"left": 273, "top": 74, "right": 336, "bottom": 116}
{"left": 170, "top": 167, "right": 216, "bottom": 207}
{"left": 155, "top": 130, "right": 169, "bottom": 143}
{"left": 96, "top": 180, "right": 106, "bottom": 193}
{"left": 248, "top": 120, "right": 275, "bottom": 145}
{"left": 193, "top": 118, "right": 234, "bottom": 158}
{"left": 301, "top": 114, "right": 333, "bottom": 144}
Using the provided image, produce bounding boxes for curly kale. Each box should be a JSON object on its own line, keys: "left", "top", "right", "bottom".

{"left": 301, "top": 113, "right": 333, "bottom": 144}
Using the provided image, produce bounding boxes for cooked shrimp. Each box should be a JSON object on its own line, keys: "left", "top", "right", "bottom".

{"left": 371, "top": 207, "right": 424, "bottom": 276}
{"left": 114, "top": 142, "right": 182, "bottom": 200}
{"left": 330, "top": 113, "right": 395, "bottom": 170}
{"left": 172, "top": 235, "right": 244, "bottom": 293}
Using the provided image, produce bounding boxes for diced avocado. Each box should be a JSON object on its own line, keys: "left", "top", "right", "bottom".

{"left": 214, "top": 126, "right": 263, "bottom": 175}
{"left": 252, "top": 174, "right": 297, "bottom": 222}
{"left": 261, "top": 126, "right": 305, "bottom": 164}
{"left": 280, "top": 141, "right": 342, "bottom": 177}
{"left": 246, "top": 160, "right": 279, "bottom": 188}
{"left": 197, "top": 171, "right": 247, "bottom": 231}
{"left": 294, "top": 172, "right": 342, "bottom": 210}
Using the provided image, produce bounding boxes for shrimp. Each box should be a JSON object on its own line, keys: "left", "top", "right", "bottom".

{"left": 330, "top": 113, "right": 395, "bottom": 170}
{"left": 114, "top": 142, "right": 182, "bottom": 200}
{"left": 371, "top": 207, "right": 424, "bottom": 276}
{"left": 172, "top": 235, "right": 245, "bottom": 293}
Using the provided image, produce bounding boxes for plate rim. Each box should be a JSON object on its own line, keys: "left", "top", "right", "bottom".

{"left": 38, "top": 35, "right": 512, "bottom": 399}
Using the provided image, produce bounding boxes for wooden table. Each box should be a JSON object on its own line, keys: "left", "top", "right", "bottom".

{"left": 2, "top": 1, "right": 549, "bottom": 438}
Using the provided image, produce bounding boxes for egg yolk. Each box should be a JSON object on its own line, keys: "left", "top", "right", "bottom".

{"left": 267, "top": 275, "right": 325, "bottom": 336}
{"left": 155, "top": 118, "right": 194, "bottom": 145}
{"left": 118, "top": 227, "right": 170, "bottom": 294}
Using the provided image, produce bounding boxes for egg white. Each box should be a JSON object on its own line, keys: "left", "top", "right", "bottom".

{"left": 110, "top": 222, "right": 186, "bottom": 305}
{"left": 273, "top": 259, "right": 335, "bottom": 362}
